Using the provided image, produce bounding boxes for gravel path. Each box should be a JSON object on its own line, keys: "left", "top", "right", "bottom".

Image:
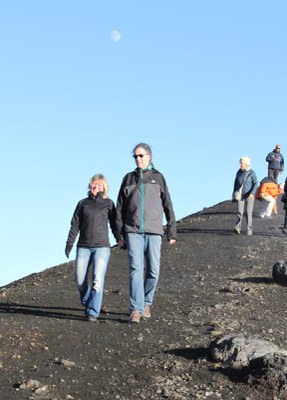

{"left": 1, "top": 198, "right": 287, "bottom": 399}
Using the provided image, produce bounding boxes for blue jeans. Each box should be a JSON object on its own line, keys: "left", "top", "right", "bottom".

{"left": 125, "top": 233, "right": 162, "bottom": 314}
{"left": 75, "top": 247, "right": 111, "bottom": 317}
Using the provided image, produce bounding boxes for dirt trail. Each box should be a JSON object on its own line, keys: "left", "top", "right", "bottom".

{"left": 1, "top": 199, "right": 287, "bottom": 399}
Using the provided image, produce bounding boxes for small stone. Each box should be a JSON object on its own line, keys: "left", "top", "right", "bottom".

{"left": 34, "top": 385, "right": 49, "bottom": 394}
{"left": 59, "top": 359, "right": 76, "bottom": 368}
{"left": 19, "top": 379, "right": 41, "bottom": 389}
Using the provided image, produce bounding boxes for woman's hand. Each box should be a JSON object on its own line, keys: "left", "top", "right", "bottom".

{"left": 117, "top": 239, "right": 126, "bottom": 249}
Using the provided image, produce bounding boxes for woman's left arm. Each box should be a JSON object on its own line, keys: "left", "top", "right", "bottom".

{"left": 250, "top": 171, "right": 258, "bottom": 197}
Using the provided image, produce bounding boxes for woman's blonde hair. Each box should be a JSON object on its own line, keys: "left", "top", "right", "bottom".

{"left": 88, "top": 174, "right": 109, "bottom": 198}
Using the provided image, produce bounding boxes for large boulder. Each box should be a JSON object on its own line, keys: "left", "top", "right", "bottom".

{"left": 273, "top": 260, "right": 287, "bottom": 285}
{"left": 210, "top": 334, "right": 279, "bottom": 368}
{"left": 248, "top": 352, "right": 287, "bottom": 399}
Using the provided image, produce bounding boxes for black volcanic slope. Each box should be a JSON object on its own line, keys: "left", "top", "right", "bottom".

{"left": 1, "top": 199, "right": 287, "bottom": 399}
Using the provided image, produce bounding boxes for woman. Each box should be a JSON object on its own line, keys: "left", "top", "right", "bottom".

{"left": 232, "top": 156, "right": 258, "bottom": 236}
{"left": 65, "top": 174, "right": 120, "bottom": 322}
{"left": 116, "top": 143, "right": 177, "bottom": 323}
{"left": 255, "top": 177, "right": 284, "bottom": 218}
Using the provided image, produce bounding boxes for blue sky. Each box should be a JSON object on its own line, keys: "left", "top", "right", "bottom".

{"left": 1, "top": 1, "right": 286, "bottom": 286}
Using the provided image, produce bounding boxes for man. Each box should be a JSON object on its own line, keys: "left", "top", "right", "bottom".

{"left": 116, "top": 143, "right": 177, "bottom": 323}
{"left": 282, "top": 177, "right": 287, "bottom": 235}
{"left": 266, "top": 144, "right": 284, "bottom": 182}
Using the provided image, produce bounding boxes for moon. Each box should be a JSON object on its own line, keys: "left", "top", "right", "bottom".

{"left": 111, "top": 30, "right": 121, "bottom": 42}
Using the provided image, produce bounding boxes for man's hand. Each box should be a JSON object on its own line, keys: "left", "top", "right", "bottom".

{"left": 65, "top": 244, "right": 72, "bottom": 258}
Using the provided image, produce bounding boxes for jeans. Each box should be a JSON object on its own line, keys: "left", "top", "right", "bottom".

{"left": 234, "top": 196, "right": 254, "bottom": 233}
{"left": 75, "top": 247, "right": 111, "bottom": 317}
{"left": 125, "top": 233, "right": 162, "bottom": 314}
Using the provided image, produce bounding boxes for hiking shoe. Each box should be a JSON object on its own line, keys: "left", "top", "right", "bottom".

{"left": 87, "top": 315, "right": 98, "bottom": 322}
{"left": 247, "top": 230, "right": 253, "bottom": 236}
{"left": 233, "top": 228, "right": 240, "bottom": 235}
{"left": 129, "top": 310, "right": 141, "bottom": 323}
{"left": 143, "top": 305, "right": 151, "bottom": 318}
{"left": 282, "top": 229, "right": 287, "bottom": 235}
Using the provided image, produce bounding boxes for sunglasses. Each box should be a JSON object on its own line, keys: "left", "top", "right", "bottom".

{"left": 133, "top": 154, "right": 148, "bottom": 159}
{"left": 276, "top": 147, "right": 281, "bottom": 150}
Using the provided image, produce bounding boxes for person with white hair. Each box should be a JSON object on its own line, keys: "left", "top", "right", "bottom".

{"left": 232, "top": 156, "right": 258, "bottom": 236}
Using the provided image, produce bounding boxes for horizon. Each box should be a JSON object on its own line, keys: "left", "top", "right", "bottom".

{"left": 1, "top": 1, "right": 286, "bottom": 286}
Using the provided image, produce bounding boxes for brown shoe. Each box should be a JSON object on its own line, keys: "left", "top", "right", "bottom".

{"left": 129, "top": 310, "right": 141, "bottom": 323}
{"left": 143, "top": 305, "right": 151, "bottom": 318}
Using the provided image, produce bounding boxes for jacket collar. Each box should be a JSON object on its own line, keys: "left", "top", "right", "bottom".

{"left": 89, "top": 192, "right": 104, "bottom": 200}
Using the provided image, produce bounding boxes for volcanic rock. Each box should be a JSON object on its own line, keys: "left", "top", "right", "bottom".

{"left": 1, "top": 197, "right": 287, "bottom": 399}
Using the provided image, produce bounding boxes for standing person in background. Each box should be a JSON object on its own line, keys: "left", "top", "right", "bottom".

{"left": 255, "top": 177, "right": 284, "bottom": 218}
{"left": 65, "top": 174, "right": 120, "bottom": 322}
{"left": 282, "top": 177, "right": 287, "bottom": 235}
{"left": 266, "top": 144, "right": 284, "bottom": 182}
{"left": 116, "top": 143, "right": 177, "bottom": 323}
{"left": 233, "top": 156, "right": 258, "bottom": 236}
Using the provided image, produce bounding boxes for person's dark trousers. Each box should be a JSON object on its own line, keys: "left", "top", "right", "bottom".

{"left": 268, "top": 168, "right": 280, "bottom": 182}
{"left": 282, "top": 209, "right": 287, "bottom": 234}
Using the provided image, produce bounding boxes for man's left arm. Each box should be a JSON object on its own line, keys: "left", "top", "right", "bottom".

{"left": 160, "top": 175, "right": 177, "bottom": 241}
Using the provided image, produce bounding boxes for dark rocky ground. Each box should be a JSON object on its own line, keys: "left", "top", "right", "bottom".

{"left": 1, "top": 198, "right": 287, "bottom": 400}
